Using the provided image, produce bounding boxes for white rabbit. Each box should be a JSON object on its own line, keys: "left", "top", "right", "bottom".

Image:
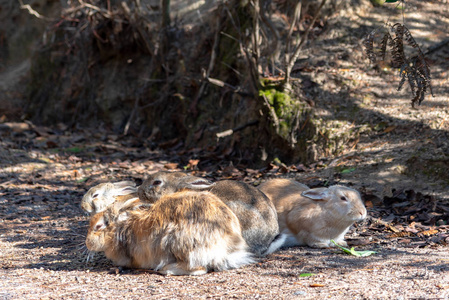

{"left": 81, "top": 181, "right": 138, "bottom": 215}
{"left": 137, "top": 171, "right": 283, "bottom": 256}
{"left": 85, "top": 190, "right": 254, "bottom": 275}
{"left": 258, "top": 178, "right": 367, "bottom": 248}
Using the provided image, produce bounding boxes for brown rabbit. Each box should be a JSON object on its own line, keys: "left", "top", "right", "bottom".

{"left": 81, "top": 181, "right": 138, "bottom": 215}
{"left": 259, "top": 178, "right": 367, "bottom": 248}
{"left": 85, "top": 190, "right": 254, "bottom": 275}
{"left": 137, "top": 171, "right": 283, "bottom": 256}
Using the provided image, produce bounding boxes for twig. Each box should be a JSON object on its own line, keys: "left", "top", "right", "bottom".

{"left": 76, "top": 0, "right": 112, "bottom": 19}
{"left": 19, "top": 0, "right": 49, "bottom": 20}
{"left": 207, "top": 77, "right": 237, "bottom": 90}
{"left": 289, "top": 108, "right": 301, "bottom": 145}
{"left": 261, "top": 94, "right": 279, "bottom": 134}
{"left": 216, "top": 120, "right": 259, "bottom": 139}
{"left": 285, "top": 1, "right": 302, "bottom": 66}
{"left": 123, "top": 97, "right": 140, "bottom": 135}
{"left": 259, "top": 3, "right": 280, "bottom": 74}
{"left": 251, "top": 0, "right": 261, "bottom": 67}
{"left": 224, "top": 5, "right": 259, "bottom": 93}
{"left": 190, "top": 15, "right": 222, "bottom": 116}
{"left": 284, "top": 0, "right": 327, "bottom": 90}
{"left": 161, "top": 0, "right": 170, "bottom": 28}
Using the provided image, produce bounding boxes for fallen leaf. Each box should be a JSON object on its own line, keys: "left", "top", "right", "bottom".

{"left": 398, "top": 238, "right": 412, "bottom": 244}
{"left": 387, "top": 232, "right": 413, "bottom": 238}
{"left": 164, "top": 163, "right": 179, "bottom": 170}
{"left": 436, "top": 284, "right": 449, "bottom": 290}
{"left": 418, "top": 229, "right": 438, "bottom": 237}
{"left": 331, "top": 240, "right": 377, "bottom": 257}
{"left": 298, "top": 273, "right": 316, "bottom": 277}
{"left": 387, "top": 224, "right": 401, "bottom": 233}
{"left": 383, "top": 125, "right": 396, "bottom": 133}
{"left": 0, "top": 122, "right": 31, "bottom": 133}
{"left": 309, "top": 283, "right": 325, "bottom": 287}
{"left": 187, "top": 159, "right": 200, "bottom": 170}
{"left": 365, "top": 200, "right": 374, "bottom": 208}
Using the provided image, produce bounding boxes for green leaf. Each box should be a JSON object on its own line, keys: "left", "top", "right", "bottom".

{"left": 76, "top": 177, "right": 89, "bottom": 183}
{"left": 340, "top": 167, "right": 356, "bottom": 174}
{"left": 331, "top": 240, "right": 377, "bottom": 257}
{"left": 331, "top": 240, "right": 353, "bottom": 255}
{"left": 66, "top": 147, "right": 83, "bottom": 153}
{"left": 356, "top": 250, "right": 378, "bottom": 257}
{"left": 299, "top": 273, "right": 316, "bottom": 277}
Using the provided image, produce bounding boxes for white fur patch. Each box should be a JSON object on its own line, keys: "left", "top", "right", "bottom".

{"left": 264, "top": 234, "right": 287, "bottom": 255}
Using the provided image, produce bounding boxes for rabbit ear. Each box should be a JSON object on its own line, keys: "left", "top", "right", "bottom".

{"left": 301, "top": 188, "right": 330, "bottom": 201}
{"left": 119, "top": 197, "right": 140, "bottom": 209}
{"left": 178, "top": 176, "right": 215, "bottom": 191}
{"left": 113, "top": 181, "right": 136, "bottom": 189}
{"left": 115, "top": 186, "right": 137, "bottom": 196}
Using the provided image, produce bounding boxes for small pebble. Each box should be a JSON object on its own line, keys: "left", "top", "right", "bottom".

{"left": 294, "top": 291, "right": 307, "bottom": 296}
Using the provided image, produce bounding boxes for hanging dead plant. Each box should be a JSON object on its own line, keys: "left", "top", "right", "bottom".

{"left": 363, "top": 0, "right": 433, "bottom": 108}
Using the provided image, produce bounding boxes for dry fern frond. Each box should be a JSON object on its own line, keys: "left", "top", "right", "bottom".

{"left": 363, "top": 22, "right": 433, "bottom": 106}
{"left": 403, "top": 26, "right": 418, "bottom": 48}
{"left": 391, "top": 23, "right": 404, "bottom": 38}
{"left": 364, "top": 30, "right": 377, "bottom": 63}
{"left": 414, "top": 55, "right": 432, "bottom": 91}
{"left": 391, "top": 24, "right": 406, "bottom": 67}
{"left": 397, "top": 65, "right": 408, "bottom": 92}
{"left": 407, "top": 62, "right": 431, "bottom": 107}
{"left": 379, "top": 32, "right": 391, "bottom": 61}
{"left": 406, "top": 66, "right": 416, "bottom": 95}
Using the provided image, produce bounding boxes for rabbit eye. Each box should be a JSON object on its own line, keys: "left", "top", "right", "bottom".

{"left": 152, "top": 180, "right": 162, "bottom": 186}
{"left": 340, "top": 196, "right": 348, "bottom": 201}
{"left": 92, "top": 194, "right": 99, "bottom": 198}
{"left": 94, "top": 223, "right": 104, "bottom": 231}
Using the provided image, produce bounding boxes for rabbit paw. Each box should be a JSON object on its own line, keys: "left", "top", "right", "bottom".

{"left": 309, "top": 241, "right": 334, "bottom": 248}
{"left": 159, "top": 263, "right": 207, "bottom": 276}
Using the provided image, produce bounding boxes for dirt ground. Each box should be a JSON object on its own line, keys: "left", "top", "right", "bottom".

{"left": 1, "top": 0, "right": 449, "bottom": 299}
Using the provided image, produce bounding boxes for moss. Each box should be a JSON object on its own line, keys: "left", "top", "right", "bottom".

{"left": 259, "top": 88, "right": 295, "bottom": 116}
{"left": 279, "top": 120, "right": 290, "bottom": 139}
{"left": 259, "top": 85, "right": 307, "bottom": 143}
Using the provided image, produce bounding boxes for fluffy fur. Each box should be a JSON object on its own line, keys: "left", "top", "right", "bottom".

{"left": 137, "top": 171, "right": 281, "bottom": 256}
{"left": 81, "top": 181, "right": 138, "bottom": 215}
{"left": 85, "top": 190, "right": 254, "bottom": 275}
{"left": 258, "top": 178, "right": 367, "bottom": 248}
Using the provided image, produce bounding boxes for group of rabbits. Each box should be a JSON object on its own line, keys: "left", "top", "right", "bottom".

{"left": 81, "top": 171, "right": 367, "bottom": 276}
